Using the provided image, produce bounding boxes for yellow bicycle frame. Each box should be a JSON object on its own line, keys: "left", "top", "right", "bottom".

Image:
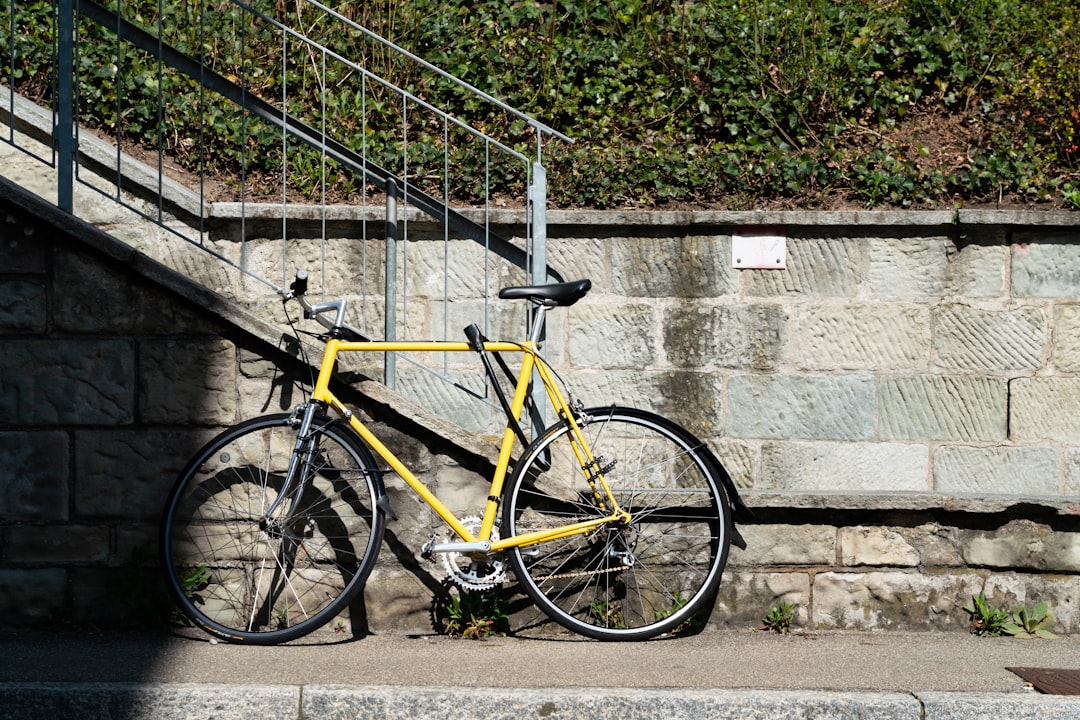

{"left": 308, "top": 337, "right": 631, "bottom": 554}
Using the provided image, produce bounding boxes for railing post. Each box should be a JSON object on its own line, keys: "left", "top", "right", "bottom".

{"left": 384, "top": 181, "right": 398, "bottom": 389}
{"left": 56, "top": 0, "right": 75, "bottom": 212}
{"left": 529, "top": 161, "right": 548, "bottom": 435}
{"left": 530, "top": 162, "right": 547, "bottom": 287}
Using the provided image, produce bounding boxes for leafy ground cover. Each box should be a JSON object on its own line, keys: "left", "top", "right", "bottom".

{"left": 4, "top": 0, "right": 1079, "bottom": 210}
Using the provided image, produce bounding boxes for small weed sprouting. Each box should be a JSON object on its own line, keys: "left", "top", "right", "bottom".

{"left": 1002, "top": 602, "right": 1057, "bottom": 640}
{"left": 1063, "top": 185, "right": 1080, "bottom": 211}
{"left": 588, "top": 598, "right": 626, "bottom": 630}
{"left": 963, "top": 592, "right": 1010, "bottom": 637}
{"left": 439, "top": 586, "right": 510, "bottom": 640}
{"left": 759, "top": 600, "right": 796, "bottom": 634}
{"left": 180, "top": 564, "right": 211, "bottom": 598}
{"left": 655, "top": 592, "right": 697, "bottom": 636}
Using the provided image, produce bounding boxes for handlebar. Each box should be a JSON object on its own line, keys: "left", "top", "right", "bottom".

{"left": 284, "top": 269, "right": 362, "bottom": 338}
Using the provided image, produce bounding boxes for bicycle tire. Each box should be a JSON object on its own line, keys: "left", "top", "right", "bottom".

{"left": 502, "top": 406, "right": 732, "bottom": 641}
{"left": 161, "top": 412, "right": 385, "bottom": 644}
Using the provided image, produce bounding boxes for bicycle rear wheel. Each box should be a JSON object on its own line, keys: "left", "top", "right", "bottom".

{"left": 161, "top": 412, "right": 385, "bottom": 644}
{"left": 502, "top": 406, "right": 731, "bottom": 641}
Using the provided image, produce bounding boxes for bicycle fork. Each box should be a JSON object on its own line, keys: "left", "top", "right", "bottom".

{"left": 259, "top": 402, "right": 324, "bottom": 533}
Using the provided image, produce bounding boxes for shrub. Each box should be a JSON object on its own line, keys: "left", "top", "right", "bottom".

{"left": 3, "top": 0, "right": 1078, "bottom": 209}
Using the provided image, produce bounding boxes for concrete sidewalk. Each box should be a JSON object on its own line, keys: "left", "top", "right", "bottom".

{"left": 1, "top": 628, "right": 1079, "bottom": 719}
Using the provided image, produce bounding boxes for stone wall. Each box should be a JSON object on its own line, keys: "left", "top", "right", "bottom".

{"left": 0, "top": 179, "right": 499, "bottom": 634}
{"left": 2, "top": 169, "right": 1080, "bottom": 636}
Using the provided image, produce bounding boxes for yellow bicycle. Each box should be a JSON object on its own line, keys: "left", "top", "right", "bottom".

{"left": 161, "top": 271, "right": 748, "bottom": 642}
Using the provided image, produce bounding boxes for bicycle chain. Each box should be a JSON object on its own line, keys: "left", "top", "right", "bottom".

{"left": 536, "top": 565, "right": 624, "bottom": 582}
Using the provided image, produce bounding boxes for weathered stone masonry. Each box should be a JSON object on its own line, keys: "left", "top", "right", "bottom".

{"left": 2, "top": 171, "right": 1079, "bottom": 634}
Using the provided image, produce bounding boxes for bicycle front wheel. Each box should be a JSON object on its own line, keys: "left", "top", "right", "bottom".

{"left": 502, "top": 406, "right": 732, "bottom": 641}
{"left": 161, "top": 413, "right": 385, "bottom": 644}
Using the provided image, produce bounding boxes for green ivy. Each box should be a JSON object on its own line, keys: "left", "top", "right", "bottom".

{"left": 2, "top": 0, "right": 1078, "bottom": 208}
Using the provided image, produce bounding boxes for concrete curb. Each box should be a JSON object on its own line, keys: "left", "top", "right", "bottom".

{"left": 3, "top": 683, "right": 1080, "bottom": 720}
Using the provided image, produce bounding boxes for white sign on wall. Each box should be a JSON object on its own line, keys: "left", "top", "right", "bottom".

{"left": 732, "top": 226, "right": 787, "bottom": 269}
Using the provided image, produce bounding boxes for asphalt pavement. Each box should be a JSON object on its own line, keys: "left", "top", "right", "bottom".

{"left": 1, "top": 627, "right": 1079, "bottom": 719}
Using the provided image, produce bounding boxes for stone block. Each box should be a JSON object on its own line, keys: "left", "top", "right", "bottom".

{"left": 548, "top": 236, "right": 607, "bottom": 291}
{"left": 115, "top": 525, "right": 159, "bottom": 567}
{"left": 960, "top": 519, "right": 1080, "bottom": 573}
{"left": 570, "top": 370, "right": 725, "bottom": 439}
{"left": 945, "top": 235, "right": 1007, "bottom": 297}
{"left": 760, "top": 441, "right": 928, "bottom": 493}
{"left": 811, "top": 571, "right": 982, "bottom": 630}
{"left": 663, "top": 303, "right": 786, "bottom": 371}
{"left": 430, "top": 297, "right": 534, "bottom": 350}
{"left": 5, "top": 525, "right": 110, "bottom": 564}
{"left": 795, "top": 304, "right": 931, "bottom": 371}
{"left": 712, "top": 438, "right": 757, "bottom": 490}
{"left": 303, "top": 686, "right": 921, "bottom": 720}
{"left": 921, "top": 693, "right": 1080, "bottom": 720}
{"left": 0, "top": 210, "right": 49, "bottom": 272}
{"left": 363, "top": 566, "right": 438, "bottom": 635}
{"left": 878, "top": 376, "right": 1006, "bottom": 441}
{"left": 391, "top": 365, "right": 499, "bottom": 435}
{"left": 1053, "top": 305, "right": 1080, "bottom": 372}
{"left": 840, "top": 527, "right": 920, "bottom": 567}
{"left": 138, "top": 337, "right": 237, "bottom": 425}
{"left": 1012, "top": 235, "right": 1080, "bottom": 297}
{"left": 403, "top": 237, "right": 518, "bottom": 299}
{"left": 934, "top": 304, "right": 1046, "bottom": 372}
{"left": 0, "top": 569, "right": 67, "bottom": 623}
{"left": 869, "top": 236, "right": 950, "bottom": 298}
{"left": 727, "top": 376, "right": 875, "bottom": 441}
{"left": 934, "top": 445, "right": 1057, "bottom": 496}
{"left": 568, "top": 303, "right": 657, "bottom": 369}
{"left": 53, "top": 250, "right": 214, "bottom": 334}
{"left": 1064, "top": 450, "right": 1080, "bottom": 496}
{"left": 66, "top": 565, "right": 170, "bottom": 628}
{"left": 74, "top": 430, "right": 211, "bottom": 521}
{"left": 903, "top": 523, "right": 966, "bottom": 567}
{"left": 430, "top": 457, "right": 490, "bottom": 517}
{"left": 612, "top": 234, "right": 737, "bottom": 298}
{"left": 0, "top": 683, "right": 300, "bottom": 720}
{"left": 0, "top": 339, "right": 135, "bottom": 425}
{"left": 0, "top": 280, "right": 46, "bottom": 332}
{"left": 745, "top": 236, "right": 859, "bottom": 298}
{"left": 712, "top": 570, "right": 811, "bottom": 628}
{"left": 0, "top": 432, "right": 69, "bottom": 520}
{"left": 728, "top": 524, "right": 835, "bottom": 566}
{"left": 236, "top": 351, "right": 307, "bottom": 417}
{"left": 983, "top": 572, "right": 1080, "bottom": 635}
{"left": 1011, "top": 377, "right": 1080, "bottom": 443}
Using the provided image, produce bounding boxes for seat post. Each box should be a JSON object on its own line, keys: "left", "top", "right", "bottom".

{"left": 527, "top": 303, "right": 551, "bottom": 345}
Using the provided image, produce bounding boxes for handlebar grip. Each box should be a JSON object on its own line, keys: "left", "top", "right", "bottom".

{"left": 290, "top": 269, "right": 309, "bottom": 297}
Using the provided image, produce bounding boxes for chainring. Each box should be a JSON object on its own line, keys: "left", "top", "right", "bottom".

{"left": 439, "top": 516, "right": 507, "bottom": 590}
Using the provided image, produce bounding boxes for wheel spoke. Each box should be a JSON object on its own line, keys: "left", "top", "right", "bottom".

{"left": 504, "top": 408, "right": 731, "bottom": 640}
{"left": 162, "top": 414, "right": 385, "bottom": 644}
